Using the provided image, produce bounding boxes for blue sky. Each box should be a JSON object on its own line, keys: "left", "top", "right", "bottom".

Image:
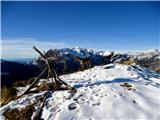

{"left": 1, "top": 1, "right": 160, "bottom": 58}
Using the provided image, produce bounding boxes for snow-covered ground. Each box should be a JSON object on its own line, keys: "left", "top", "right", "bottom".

{"left": 1, "top": 64, "right": 160, "bottom": 120}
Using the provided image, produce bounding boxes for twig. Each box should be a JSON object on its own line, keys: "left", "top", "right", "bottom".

{"left": 33, "top": 90, "right": 55, "bottom": 120}
{"left": 22, "top": 67, "right": 48, "bottom": 95}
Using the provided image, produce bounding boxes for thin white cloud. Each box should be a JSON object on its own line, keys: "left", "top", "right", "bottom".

{"left": 1, "top": 38, "right": 69, "bottom": 58}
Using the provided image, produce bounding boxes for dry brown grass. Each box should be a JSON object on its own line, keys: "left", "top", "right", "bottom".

{"left": 119, "top": 60, "right": 136, "bottom": 65}
{"left": 120, "top": 82, "right": 135, "bottom": 90}
{"left": 36, "top": 82, "right": 55, "bottom": 92}
{"left": 3, "top": 103, "right": 35, "bottom": 120}
{"left": 1, "top": 77, "right": 37, "bottom": 105}
{"left": 13, "top": 78, "right": 36, "bottom": 87}
{"left": 25, "top": 78, "right": 36, "bottom": 85}
{"left": 1, "top": 86, "right": 18, "bottom": 106}
{"left": 13, "top": 80, "right": 26, "bottom": 87}
{"left": 10, "top": 77, "right": 36, "bottom": 88}
{"left": 155, "top": 67, "right": 160, "bottom": 73}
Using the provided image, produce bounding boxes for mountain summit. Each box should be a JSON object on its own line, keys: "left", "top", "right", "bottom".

{"left": 1, "top": 63, "right": 160, "bottom": 120}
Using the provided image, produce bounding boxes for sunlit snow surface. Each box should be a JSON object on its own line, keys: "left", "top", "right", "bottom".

{"left": 1, "top": 64, "right": 160, "bottom": 120}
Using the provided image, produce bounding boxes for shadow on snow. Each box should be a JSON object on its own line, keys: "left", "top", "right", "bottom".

{"left": 73, "top": 78, "right": 134, "bottom": 89}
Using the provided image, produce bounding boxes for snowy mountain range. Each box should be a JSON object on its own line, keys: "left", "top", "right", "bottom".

{"left": 1, "top": 48, "right": 159, "bottom": 87}
{"left": 2, "top": 47, "right": 159, "bottom": 66}
{"left": 45, "top": 47, "right": 160, "bottom": 73}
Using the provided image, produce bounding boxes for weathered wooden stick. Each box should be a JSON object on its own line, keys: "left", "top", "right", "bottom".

{"left": 33, "top": 46, "right": 59, "bottom": 84}
{"left": 33, "top": 91, "right": 55, "bottom": 120}
{"left": 32, "top": 46, "right": 77, "bottom": 92}
{"left": 22, "top": 67, "right": 48, "bottom": 95}
{"left": 33, "top": 46, "right": 46, "bottom": 59}
{"left": 50, "top": 66, "right": 76, "bottom": 91}
{"left": 48, "top": 60, "right": 76, "bottom": 92}
{"left": 57, "top": 77, "right": 77, "bottom": 92}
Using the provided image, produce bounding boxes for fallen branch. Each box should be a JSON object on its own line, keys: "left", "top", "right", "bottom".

{"left": 33, "top": 90, "right": 54, "bottom": 120}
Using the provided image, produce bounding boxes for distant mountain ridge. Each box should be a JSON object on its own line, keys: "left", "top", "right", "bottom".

{"left": 1, "top": 48, "right": 159, "bottom": 87}
{"left": 45, "top": 47, "right": 160, "bottom": 72}
{"left": 110, "top": 49, "right": 160, "bottom": 73}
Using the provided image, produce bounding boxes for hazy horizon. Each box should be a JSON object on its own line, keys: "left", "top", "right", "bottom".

{"left": 1, "top": 1, "right": 159, "bottom": 58}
